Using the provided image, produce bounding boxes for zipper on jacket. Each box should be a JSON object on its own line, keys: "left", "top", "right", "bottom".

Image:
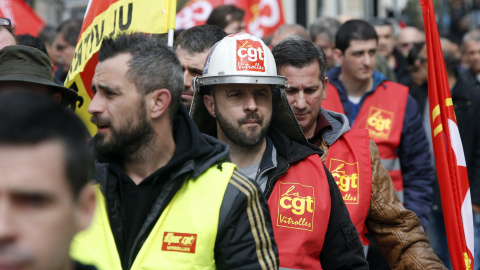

{"left": 126, "top": 174, "right": 189, "bottom": 269}
{"left": 264, "top": 164, "right": 290, "bottom": 199}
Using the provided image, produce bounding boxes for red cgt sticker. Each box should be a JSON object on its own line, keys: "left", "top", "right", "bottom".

{"left": 161, "top": 232, "right": 197, "bottom": 254}
{"left": 236, "top": 39, "right": 266, "bottom": 72}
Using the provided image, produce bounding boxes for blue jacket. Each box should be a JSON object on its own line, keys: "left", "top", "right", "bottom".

{"left": 326, "top": 67, "right": 434, "bottom": 227}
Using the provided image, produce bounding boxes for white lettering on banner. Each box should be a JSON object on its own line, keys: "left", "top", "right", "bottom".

{"left": 175, "top": 1, "right": 213, "bottom": 29}
{"left": 237, "top": 47, "right": 264, "bottom": 62}
{"left": 248, "top": 0, "right": 281, "bottom": 38}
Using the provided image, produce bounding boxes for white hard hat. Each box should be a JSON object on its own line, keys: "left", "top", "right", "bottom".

{"left": 196, "top": 32, "right": 285, "bottom": 86}
{"left": 190, "top": 33, "right": 306, "bottom": 143}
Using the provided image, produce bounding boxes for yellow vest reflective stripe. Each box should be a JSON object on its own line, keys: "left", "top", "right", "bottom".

{"left": 71, "top": 162, "right": 236, "bottom": 270}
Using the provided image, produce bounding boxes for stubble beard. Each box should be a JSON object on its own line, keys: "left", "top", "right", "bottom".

{"left": 215, "top": 106, "right": 269, "bottom": 149}
{"left": 93, "top": 100, "right": 155, "bottom": 161}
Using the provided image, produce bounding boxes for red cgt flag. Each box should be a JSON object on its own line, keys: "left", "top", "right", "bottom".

{"left": 175, "top": 0, "right": 284, "bottom": 38}
{"left": 420, "top": 0, "right": 474, "bottom": 269}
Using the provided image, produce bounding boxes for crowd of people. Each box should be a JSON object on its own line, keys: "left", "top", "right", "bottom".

{"left": 0, "top": 3, "right": 478, "bottom": 270}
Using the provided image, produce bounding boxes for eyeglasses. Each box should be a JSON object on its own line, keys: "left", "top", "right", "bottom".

{"left": 0, "top": 17, "right": 11, "bottom": 27}
{"left": 0, "top": 17, "right": 13, "bottom": 34}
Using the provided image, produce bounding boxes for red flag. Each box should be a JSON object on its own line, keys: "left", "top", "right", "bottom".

{"left": 420, "top": 0, "right": 474, "bottom": 269}
{"left": 0, "top": 0, "right": 44, "bottom": 36}
{"left": 175, "top": 0, "right": 284, "bottom": 38}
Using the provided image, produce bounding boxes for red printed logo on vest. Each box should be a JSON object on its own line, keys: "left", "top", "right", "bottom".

{"left": 236, "top": 39, "right": 265, "bottom": 72}
{"left": 366, "top": 107, "right": 394, "bottom": 140}
{"left": 161, "top": 232, "right": 197, "bottom": 254}
{"left": 329, "top": 159, "right": 360, "bottom": 204}
{"left": 277, "top": 183, "right": 315, "bottom": 231}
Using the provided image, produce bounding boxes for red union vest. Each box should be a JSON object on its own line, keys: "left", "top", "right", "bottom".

{"left": 268, "top": 154, "right": 331, "bottom": 269}
{"left": 324, "top": 129, "right": 372, "bottom": 245}
{"left": 323, "top": 82, "right": 408, "bottom": 201}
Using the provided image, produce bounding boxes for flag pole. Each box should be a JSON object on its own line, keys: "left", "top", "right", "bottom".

{"left": 168, "top": 28, "right": 174, "bottom": 48}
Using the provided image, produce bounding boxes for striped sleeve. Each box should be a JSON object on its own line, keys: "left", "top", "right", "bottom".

{"left": 215, "top": 170, "right": 278, "bottom": 270}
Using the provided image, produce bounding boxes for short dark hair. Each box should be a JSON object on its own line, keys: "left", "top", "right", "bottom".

{"left": 272, "top": 36, "right": 328, "bottom": 85}
{"left": 39, "top": 25, "right": 58, "bottom": 46}
{"left": 407, "top": 41, "right": 425, "bottom": 69}
{"left": 443, "top": 49, "right": 459, "bottom": 77}
{"left": 57, "top": 19, "right": 83, "bottom": 47}
{"left": 98, "top": 33, "right": 183, "bottom": 120}
{"left": 335, "top": 19, "right": 378, "bottom": 53}
{"left": 309, "top": 17, "right": 340, "bottom": 43}
{"left": 16, "top": 34, "right": 49, "bottom": 56}
{"left": 369, "top": 18, "right": 399, "bottom": 38}
{"left": 174, "top": 25, "right": 226, "bottom": 53}
{"left": 206, "top": 5, "right": 245, "bottom": 30}
{"left": 0, "top": 91, "right": 90, "bottom": 198}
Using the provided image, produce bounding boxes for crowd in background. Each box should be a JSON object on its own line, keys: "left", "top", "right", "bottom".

{"left": 0, "top": 2, "right": 479, "bottom": 269}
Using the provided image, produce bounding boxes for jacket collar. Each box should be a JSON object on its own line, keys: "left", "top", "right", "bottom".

{"left": 91, "top": 104, "right": 231, "bottom": 188}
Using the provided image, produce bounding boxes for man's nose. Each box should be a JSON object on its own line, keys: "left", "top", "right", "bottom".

{"left": 0, "top": 200, "right": 16, "bottom": 245}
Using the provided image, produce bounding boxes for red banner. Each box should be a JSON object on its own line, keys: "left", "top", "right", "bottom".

{"left": 0, "top": 0, "right": 44, "bottom": 36}
{"left": 420, "top": 0, "right": 474, "bottom": 269}
{"left": 176, "top": 0, "right": 284, "bottom": 38}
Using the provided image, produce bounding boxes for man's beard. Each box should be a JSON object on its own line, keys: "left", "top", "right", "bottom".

{"left": 215, "top": 106, "right": 269, "bottom": 147}
{"left": 91, "top": 100, "right": 154, "bottom": 159}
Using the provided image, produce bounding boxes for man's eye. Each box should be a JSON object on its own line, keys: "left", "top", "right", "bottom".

{"left": 305, "top": 88, "right": 317, "bottom": 94}
{"left": 104, "top": 91, "right": 116, "bottom": 97}
{"left": 14, "top": 194, "right": 50, "bottom": 208}
{"left": 228, "top": 92, "right": 240, "bottom": 97}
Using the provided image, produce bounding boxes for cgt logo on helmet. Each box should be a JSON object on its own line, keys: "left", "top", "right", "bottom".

{"left": 236, "top": 39, "right": 266, "bottom": 72}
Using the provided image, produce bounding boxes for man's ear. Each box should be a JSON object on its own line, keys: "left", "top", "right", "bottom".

{"left": 333, "top": 49, "right": 344, "bottom": 66}
{"left": 74, "top": 185, "right": 96, "bottom": 232}
{"left": 148, "top": 89, "right": 172, "bottom": 119}
{"left": 322, "top": 77, "right": 329, "bottom": 100}
{"left": 203, "top": 94, "right": 216, "bottom": 118}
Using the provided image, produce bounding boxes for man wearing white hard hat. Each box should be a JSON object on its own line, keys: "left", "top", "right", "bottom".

{"left": 191, "top": 33, "right": 368, "bottom": 269}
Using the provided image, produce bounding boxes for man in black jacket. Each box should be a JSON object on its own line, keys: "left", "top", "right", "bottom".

{"left": 70, "top": 33, "right": 277, "bottom": 270}
{"left": 191, "top": 32, "right": 368, "bottom": 269}
{"left": 411, "top": 43, "right": 480, "bottom": 269}
{"left": 174, "top": 25, "right": 226, "bottom": 110}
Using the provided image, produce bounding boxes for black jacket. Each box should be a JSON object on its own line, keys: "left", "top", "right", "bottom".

{"left": 410, "top": 75, "right": 480, "bottom": 206}
{"left": 260, "top": 127, "right": 369, "bottom": 270}
{"left": 91, "top": 106, "right": 278, "bottom": 270}
{"left": 74, "top": 261, "right": 97, "bottom": 270}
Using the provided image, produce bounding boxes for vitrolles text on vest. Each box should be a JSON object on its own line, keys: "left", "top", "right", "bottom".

{"left": 161, "top": 232, "right": 197, "bottom": 254}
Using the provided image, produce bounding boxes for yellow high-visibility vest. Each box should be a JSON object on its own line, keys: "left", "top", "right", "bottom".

{"left": 71, "top": 163, "right": 236, "bottom": 270}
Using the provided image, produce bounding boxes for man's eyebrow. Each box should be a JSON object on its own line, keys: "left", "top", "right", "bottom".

{"left": 92, "top": 83, "right": 120, "bottom": 93}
